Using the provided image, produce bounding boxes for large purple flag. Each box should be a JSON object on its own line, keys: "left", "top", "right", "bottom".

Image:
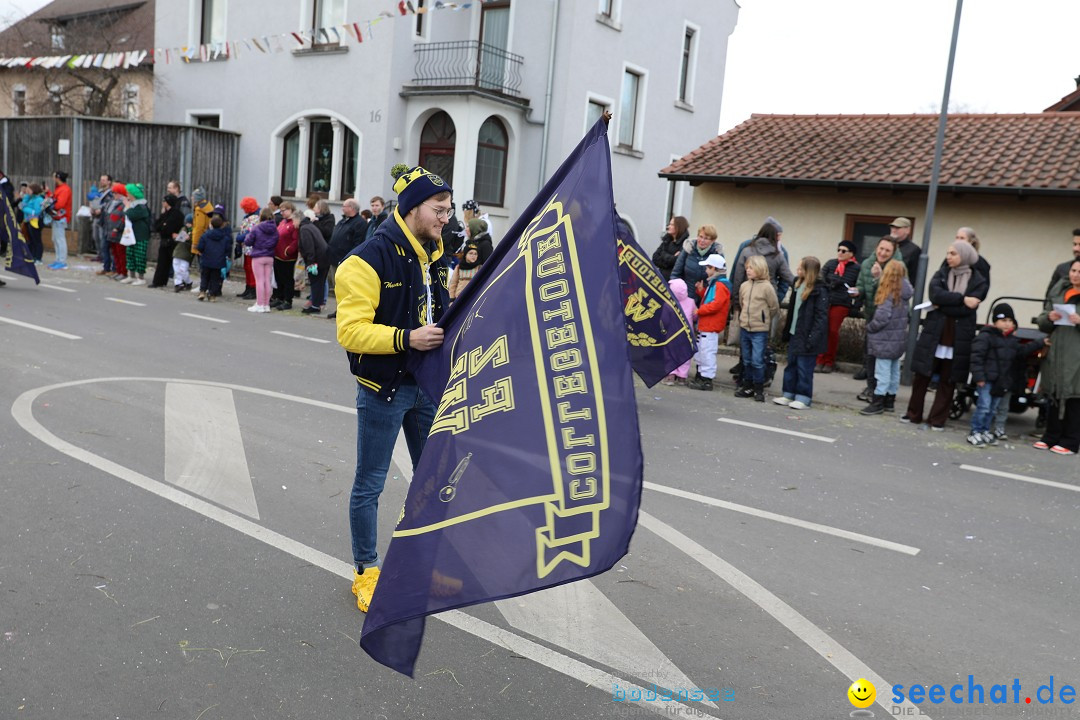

{"left": 360, "top": 119, "right": 643, "bottom": 676}
{"left": 2, "top": 192, "right": 39, "bottom": 284}
{"left": 614, "top": 213, "right": 696, "bottom": 387}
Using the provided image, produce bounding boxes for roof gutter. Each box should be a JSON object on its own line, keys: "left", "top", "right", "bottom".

{"left": 655, "top": 173, "right": 1080, "bottom": 198}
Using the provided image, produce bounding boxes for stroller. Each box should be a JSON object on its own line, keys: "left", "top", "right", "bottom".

{"left": 949, "top": 297, "right": 1048, "bottom": 420}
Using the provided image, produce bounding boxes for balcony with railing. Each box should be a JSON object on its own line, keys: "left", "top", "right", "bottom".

{"left": 403, "top": 41, "right": 527, "bottom": 106}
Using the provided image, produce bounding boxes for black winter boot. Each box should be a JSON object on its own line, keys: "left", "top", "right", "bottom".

{"left": 688, "top": 375, "right": 713, "bottom": 391}
{"left": 883, "top": 394, "right": 896, "bottom": 412}
{"left": 860, "top": 395, "right": 886, "bottom": 415}
{"left": 753, "top": 383, "right": 765, "bottom": 402}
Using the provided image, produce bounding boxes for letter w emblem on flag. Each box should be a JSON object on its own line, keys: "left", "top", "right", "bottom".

{"left": 359, "top": 118, "right": 690, "bottom": 676}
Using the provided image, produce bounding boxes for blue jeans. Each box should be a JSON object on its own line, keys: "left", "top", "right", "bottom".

{"left": 740, "top": 330, "right": 768, "bottom": 385}
{"left": 96, "top": 221, "right": 112, "bottom": 271}
{"left": 782, "top": 353, "right": 817, "bottom": 405}
{"left": 349, "top": 378, "right": 435, "bottom": 568}
{"left": 969, "top": 384, "right": 1001, "bottom": 435}
{"left": 874, "top": 357, "right": 902, "bottom": 396}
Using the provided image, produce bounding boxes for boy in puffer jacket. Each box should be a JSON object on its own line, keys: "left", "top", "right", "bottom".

{"left": 967, "top": 303, "right": 1044, "bottom": 446}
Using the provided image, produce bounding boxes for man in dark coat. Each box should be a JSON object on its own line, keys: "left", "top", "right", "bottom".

{"left": 1045, "top": 229, "right": 1080, "bottom": 300}
{"left": 326, "top": 199, "right": 368, "bottom": 319}
{"left": 889, "top": 217, "right": 922, "bottom": 283}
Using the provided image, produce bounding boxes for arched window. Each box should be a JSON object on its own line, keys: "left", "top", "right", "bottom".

{"left": 474, "top": 116, "right": 507, "bottom": 207}
{"left": 419, "top": 111, "right": 456, "bottom": 187}
{"left": 279, "top": 116, "right": 359, "bottom": 199}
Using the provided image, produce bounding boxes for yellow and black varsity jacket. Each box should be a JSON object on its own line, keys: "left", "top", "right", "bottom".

{"left": 335, "top": 210, "right": 450, "bottom": 401}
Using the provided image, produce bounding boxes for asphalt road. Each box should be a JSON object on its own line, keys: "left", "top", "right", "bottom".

{"left": 2, "top": 264, "right": 1078, "bottom": 720}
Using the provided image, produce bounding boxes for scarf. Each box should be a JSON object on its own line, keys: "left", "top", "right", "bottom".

{"left": 835, "top": 259, "right": 855, "bottom": 276}
{"left": 946, "top": 241, "right": 976, "bottom": 294}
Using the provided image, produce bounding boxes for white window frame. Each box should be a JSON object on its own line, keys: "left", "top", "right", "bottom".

{"left": 302, "top": 0, "right": 346, "bottom": 45}
{"left": 584, "top": 92, "right": 613, "bottom": 135}
{"left": 596, "top": 0, "right": 622, "bottom": 29}
{"left": 270, "top": 110, "right": 363, "bottom": 202}
{"left": 196, "top": 0, "right": 227, "bottom": 46}
{"left": 186, "top": 108, "right": 224, "bottom": 127}
{"left": 12, "top": 84, "right": 26, "bottom": 116}
{"left": 414, "top": 0, "right": 431, "bottom": 42}
{"left": 665, "top": 153, "right": 687, "bottom": 221}
{"left": 676, "top": 21, "right": 700, "bottom": 108}
{"left": 617, "top": 63, "right": 647, "bottom": 152}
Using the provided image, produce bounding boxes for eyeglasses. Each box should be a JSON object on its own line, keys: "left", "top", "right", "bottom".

{"left": 837, "top": 248, "right": 851, "bottom": 254}
{"left": 423, "top": 202, "right": 455, "bottom": 220}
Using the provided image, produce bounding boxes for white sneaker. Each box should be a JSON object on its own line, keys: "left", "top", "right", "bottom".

{"left": 772, "top": 396, "right": 792, "bottom": 406}
{"left": 259, "top": 305, "right": 271, "bottom": 313}
{"left": 788, "top": 400, "right": 809, "bottom": 410}
{"left": 131, "top": 278, "right": 146, "bottom": 286}
{"left": 119, "top": 276, "right": 135, "bottom": 284}
{"left": 247, "top": 304, "right": 261, "bottom": 312}
{"left": 190, "top": 286, "right": 201, "bottom": 293}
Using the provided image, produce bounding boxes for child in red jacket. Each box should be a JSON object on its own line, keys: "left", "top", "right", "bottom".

{"left": 689, "top": 254, "right": 731, "bottom": 391}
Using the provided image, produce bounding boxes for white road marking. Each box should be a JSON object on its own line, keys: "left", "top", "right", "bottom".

{"left": 496, "top": 581, "right": 717, "bottom": 707}
{"left": 165, "top": 383, "right": 260, "bottom": 519}
{"left": 11, "top": 378, "right": 699, "bottom": 719}
{"left": 718, "top": 417, "right": 836, "bottom": 443}
{"left": 179, "top": 312, "right": 229, "bottom": 324}
{"left": 39, "top": 283, "right": 77, "bottom": 293}
{"left": 638, "top": 510, "right": 931, "bottom": 720}
{"left": 271, "top": 330, "right": 332, "bottom": 344}
{"left": 960, "top": 464, "right": 1080, "bottom": 494}
{"left": 106, "top": 297, "right": 146, "bottom": 306}
{"left": 644, "top": 481, "right": 920, "bottom": 556}
{"left": 0, "top": 315, "right": 81, "bottom": 340}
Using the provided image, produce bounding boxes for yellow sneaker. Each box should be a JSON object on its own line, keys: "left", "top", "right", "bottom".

{"left": 351, "top": 566, "right": 380, "bottom": 612}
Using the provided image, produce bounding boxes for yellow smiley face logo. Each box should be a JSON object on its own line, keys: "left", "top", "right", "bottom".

{"left": 848, "top": 678, "right": 876, "bottom": 708}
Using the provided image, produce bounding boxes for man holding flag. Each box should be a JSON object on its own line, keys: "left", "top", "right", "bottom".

{"left": 334, "top": 163, "right": 453, "bottom": 613}
{"left": 355, "top": 116, "right": 694, "bottom": 677}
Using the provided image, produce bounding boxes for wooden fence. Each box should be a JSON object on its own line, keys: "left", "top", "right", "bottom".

{"left": 2, "top": 116, "right": 240, "bottom": 218}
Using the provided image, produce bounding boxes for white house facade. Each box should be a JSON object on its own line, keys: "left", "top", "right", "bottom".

{"left": 152, "top": 0, "right": 737, "bottom": 237}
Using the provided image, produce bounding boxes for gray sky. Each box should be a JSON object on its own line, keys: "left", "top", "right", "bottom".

{"left": 0, "top": 0, "right": 49, "bottom": 31}
{"left": 719, "top": 0, "right": 1080, "bottom": 131}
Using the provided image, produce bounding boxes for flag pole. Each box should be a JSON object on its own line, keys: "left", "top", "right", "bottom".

{"left": 902, "top": 0, "right": 964, "bottom": 385}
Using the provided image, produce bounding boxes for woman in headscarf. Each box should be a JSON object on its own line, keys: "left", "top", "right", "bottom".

{"left": 150, "top": 193, "right": 185, "bottom": 288}
{"left": 901, "top": 240, "right": 988, "bottom": 430}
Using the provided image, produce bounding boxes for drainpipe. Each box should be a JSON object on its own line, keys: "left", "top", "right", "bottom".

{"left": 537, "top": 0, "right": 559, "bottom": 188}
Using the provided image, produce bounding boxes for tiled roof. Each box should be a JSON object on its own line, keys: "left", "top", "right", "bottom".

{"left": 0, "top": 1, "right": 152, "bottom": 57}
{"left": 660, "top": 113, "right": 1080, "bottom": 196}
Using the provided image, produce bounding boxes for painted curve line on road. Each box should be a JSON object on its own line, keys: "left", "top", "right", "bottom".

{"left": 10, "top": 377, "right": 709, "bottom": 720}
{"left": 643, "top": 481, "right": 920, "bottom": 555}
{"left": 639, "top": 511, "right": 932, "bottom": 720}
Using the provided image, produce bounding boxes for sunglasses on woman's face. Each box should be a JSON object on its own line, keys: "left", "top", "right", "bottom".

{"left": 837, "top": 248, "right": 851, "bottom": 254}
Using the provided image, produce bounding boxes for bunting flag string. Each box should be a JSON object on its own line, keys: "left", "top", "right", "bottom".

{"left": 0, "top": 1, "right": 484, "bottom": 71}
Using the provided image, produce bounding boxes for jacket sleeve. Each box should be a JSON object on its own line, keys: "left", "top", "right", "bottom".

{"left": 969, "top": 331, "right": 990, "bottom": 383}
{"left": 855, "top": 260, "right": 873, "bottom": 297}
{"left": 808, "top": 287, "right": 829, "bottom": 347}
{"left": 335, "top": 255, "right": 409, "bottom": 355}
{"left": 866, "top": 297, "right": 892, "bottom": 334}
{"left": 698, "top": 283, "right": 730, "bottom": 318}
{"left": 765, "top": 283, "right": 780, "bottom": 319}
